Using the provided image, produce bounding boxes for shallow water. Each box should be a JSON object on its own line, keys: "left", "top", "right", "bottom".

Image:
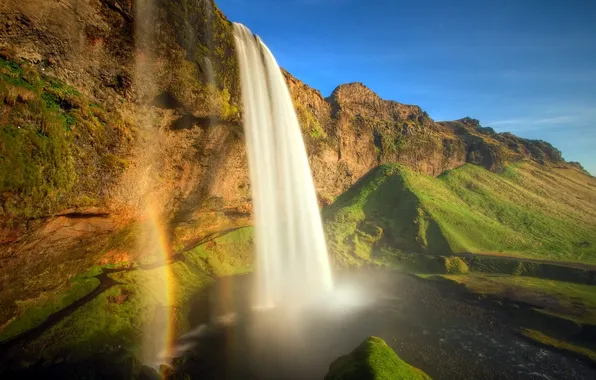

{"left": 175, "top": 271, "right": 595, "bottom": 380}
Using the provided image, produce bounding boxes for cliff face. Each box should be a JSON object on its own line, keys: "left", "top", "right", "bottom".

{"left": 0, "top": 0, "right": 251, "bottom": 329}
{"left": 285, "top": 74, "right": 582, "bottom": 204}
{"left": 0, "top": 0, "right": 588, "bottom": 331}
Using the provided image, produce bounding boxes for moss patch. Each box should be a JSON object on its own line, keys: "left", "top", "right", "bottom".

{"left": 183, "top": 227, "right": 254, "bottom": 277}
{"left": 325, "top": 336, "right": 431, "bottom": 380}
{"left": 0, "top": 57, "right": 132, "bottom": 220}
{"left": 295, "top": 102, "right": 327, "bottom": 139}
{"left": 323, "top": 164, "right": 451, "bottom": 268}
{"left": 444, "top": 257, "right": 469, "bottom": 274}
{"left": 0, "top": 277, "right": 100, "bottom": 342}
{"left": 2, "top": 227, "right": 254, "bottom": 365}
{"left": 156, "top": 0, "right": 240, "bottom": 121}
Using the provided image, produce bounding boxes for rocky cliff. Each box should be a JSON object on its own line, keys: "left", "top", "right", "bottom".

{"left": 0, "top": 0, "right": 589, "bottom": 336}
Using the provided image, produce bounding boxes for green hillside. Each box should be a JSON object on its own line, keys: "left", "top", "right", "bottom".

{"left": 324, "top": 162, "right": 596, "bottom": 266}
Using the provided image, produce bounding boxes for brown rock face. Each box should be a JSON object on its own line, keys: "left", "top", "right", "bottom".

{"left": 0, "top": 0, "right": 249, "bottom": 327}
{"left": 284, "top": 76, "right": 578, "bottom": 201}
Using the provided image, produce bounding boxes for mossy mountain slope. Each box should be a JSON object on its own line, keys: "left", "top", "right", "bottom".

{"left": 324, "top": 162, "right": 596, "bottom": 266}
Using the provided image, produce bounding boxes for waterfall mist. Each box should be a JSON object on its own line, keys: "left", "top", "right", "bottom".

{"left": 233, "top": 24, "right": 333, "bottom": 309}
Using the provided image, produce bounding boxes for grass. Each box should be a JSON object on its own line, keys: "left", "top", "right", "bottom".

{"left": 325, "top": 336, "right": 431, "bottom": 380}
{"left": 183, "top": 227, "right": 254, "bottom": 277}
{"left": 0, "top": 57, "right": 132, "bottom": 220}
{"left": 323, "top": 162, "right": 596, "bottom": 266}
{"left": 441, "top": 274, "right": 596, "bottom": 325}
{"left": 410, "top": 163, "right": 596, "bottom": 262}
{"left": 0, "top": 277, "right": 100, "bottom": 342}
{"left": 3, "top": 227, "right": 255, "bottom": 362}
{"left": 323, "top": 164, "right": 441, "bottom": 268}
{"left": 22, "top": 275, "right": 159, "bottom": 361}
{"left": 521, "top": 329, "right": 596, "bottom": 365}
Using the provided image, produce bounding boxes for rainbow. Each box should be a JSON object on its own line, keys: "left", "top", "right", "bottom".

{"left": 145, "top": 195, "right": 176, "bottom": 367}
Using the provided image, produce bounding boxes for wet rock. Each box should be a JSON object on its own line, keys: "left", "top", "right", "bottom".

{"left": 325, "top": 336, "right": 431, "bottom": 380}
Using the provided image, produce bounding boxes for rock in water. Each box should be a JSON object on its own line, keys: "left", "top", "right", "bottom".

{"left": 325, "top": 336, "right": 431, "bottom": 380}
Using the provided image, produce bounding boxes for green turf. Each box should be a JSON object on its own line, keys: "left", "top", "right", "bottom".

{"left": 2, "top": 227, "right": 255, "bottom": 362}
{"left": 325, "top": 336, "right": 431, "bottom": 380}
{"left": 323, "top": 164, "right": 448, "bottom": 268}
{"left": 0, "top": 56, "right": 132, "bottom": 220}
{"left": 408, "top": 163, "right": 596, "bottom": 262}
{"left": 324, "top": 162, "right": 596, "bottom": 266}
{"left": 183, "top": 227, "right": 254, "bottom": 276}
{"left": 0, "top": 276, "right": 100, "bottom": 342}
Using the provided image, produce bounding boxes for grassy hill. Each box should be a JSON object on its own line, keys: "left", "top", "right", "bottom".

{"left": 323, "top": 162, "right": 596, "bottom": 266}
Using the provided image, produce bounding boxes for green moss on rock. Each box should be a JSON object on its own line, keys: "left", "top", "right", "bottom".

{"left": 325, "top": 336, "right": 431, "bottom": 380}
{"left": 0, "top": 227, "right": 255, "bottom": 366}
{"left": 183, "top": 227, "right": 254, "bottom": 277}
{"left": 444, "top": 257, "right": 469, "bottom": 274}
{"left": 156, "top": 0, "right": 240, "bottom": 120}
{"left": 323, "top": 164, "right": 450, "bottom": 268}
{"left": 0, "top": 57, "right": 132, "bottom": 220}
{"left": 0, "top": 276, "right": 100, "bottom": 342}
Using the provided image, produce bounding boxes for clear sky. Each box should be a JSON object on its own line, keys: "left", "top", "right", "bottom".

{"left": 218, "top": 0, "right": 596, "bottom": 174}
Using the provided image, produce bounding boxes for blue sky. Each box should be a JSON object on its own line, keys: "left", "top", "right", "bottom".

{"left": 218, "top": 0, "right": 596, "bottom": 174}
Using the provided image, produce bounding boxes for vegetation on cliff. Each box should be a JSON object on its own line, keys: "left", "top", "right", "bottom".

{"left": 325, "top": 336, "right": 431, "bottom": 380}
{"left": 324, "top": 162, "right": 596, "bottom": 266}
{"left": 0, "top": 54, "right": 132, "bottom": 220}
{"left": 155, "top": 0, "right": 240, "bottom": 121}
{"left": 0, "top": 227, "right": 254, "bottom": 370}
{"left": 0, "top": 0, "right": 250, "bottom": 338}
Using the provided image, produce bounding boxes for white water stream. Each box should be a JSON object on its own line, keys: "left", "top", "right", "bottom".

{"left": 233, "top": 23, "right": 333, "bottom": 308}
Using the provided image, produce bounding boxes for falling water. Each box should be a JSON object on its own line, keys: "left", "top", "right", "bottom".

{"left": 204, "top": 56, "right": 215, "bottom": 85}
{"left": 233, "top": 24, "right": 333, "bottom": 309}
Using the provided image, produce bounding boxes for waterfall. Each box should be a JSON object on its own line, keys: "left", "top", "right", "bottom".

{"left": 233, "top": 23, "right": 333, "bottom": 308}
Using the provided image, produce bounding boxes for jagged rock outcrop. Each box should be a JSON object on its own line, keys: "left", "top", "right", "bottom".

{"left": 285, "top": 76, "right": 582, "bottom": 205}
{"left": 438, "top": 117, "right": 575, "bottom": 171}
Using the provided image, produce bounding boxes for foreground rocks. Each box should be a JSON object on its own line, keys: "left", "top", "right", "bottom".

{"left": 325, "top": 336, "right": 431, "bottom": 380}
